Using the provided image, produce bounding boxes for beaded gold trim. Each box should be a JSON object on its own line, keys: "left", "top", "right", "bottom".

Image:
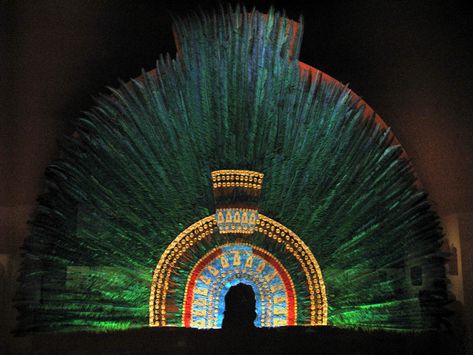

{"left": 149, "top": 216, "right": 216, "bottom": 326}
{"left": 211, "top": 170, "right": 264, "bottom": 190}
{"left": 256, "top": 215, "right": 327, "bottom": 325}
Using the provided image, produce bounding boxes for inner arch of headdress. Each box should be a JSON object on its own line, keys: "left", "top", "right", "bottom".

{"left": 182, "top": 243, "right": 296, "bottom": 328}
{"left": 149, "top": 214, "right": 327, "bottom": 328}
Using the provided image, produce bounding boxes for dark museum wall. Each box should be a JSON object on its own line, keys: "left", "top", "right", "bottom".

{"left": 1, "top": 0, "right": 472, "bottom": 352}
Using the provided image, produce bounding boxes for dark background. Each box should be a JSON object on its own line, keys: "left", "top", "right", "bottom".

{"left": 1, "top": 1, "right": 472, "bottom": 352}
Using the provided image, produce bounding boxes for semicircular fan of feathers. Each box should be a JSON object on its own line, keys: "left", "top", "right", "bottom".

{"left": 15, "top": 5, "right": 449, "bottom": 334}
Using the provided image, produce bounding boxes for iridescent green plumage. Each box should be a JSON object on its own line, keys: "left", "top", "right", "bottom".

{"left": 15, "top": 5, "right": 448, "bottom": 333}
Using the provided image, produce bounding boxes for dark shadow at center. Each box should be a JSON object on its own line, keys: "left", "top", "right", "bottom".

{"left": 222, "top": 283, "right": 257, "bottom": 330}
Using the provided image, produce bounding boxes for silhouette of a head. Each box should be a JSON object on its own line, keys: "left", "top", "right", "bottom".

{"left": 222, "top": 283, "right": 256, "bottom": 330}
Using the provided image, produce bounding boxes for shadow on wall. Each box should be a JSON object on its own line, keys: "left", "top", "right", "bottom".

{"left": 222, "top": 283, "right": 257, "bottom": 331}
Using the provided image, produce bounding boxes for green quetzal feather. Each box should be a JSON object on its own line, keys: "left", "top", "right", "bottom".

{"left": 15, "top": 5, "right": 448, "bottom": 333}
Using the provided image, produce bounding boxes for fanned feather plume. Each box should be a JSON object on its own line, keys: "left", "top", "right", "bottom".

{"left": 15, "top": 5, "right": 448, "bottom": 333}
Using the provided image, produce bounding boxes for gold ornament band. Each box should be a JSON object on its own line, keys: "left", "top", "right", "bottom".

{"left": 216, "top": 208, "right": 258, "bottom": 234}
{"left": 211, "top": 170, "right": 264, "bottom": 190}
